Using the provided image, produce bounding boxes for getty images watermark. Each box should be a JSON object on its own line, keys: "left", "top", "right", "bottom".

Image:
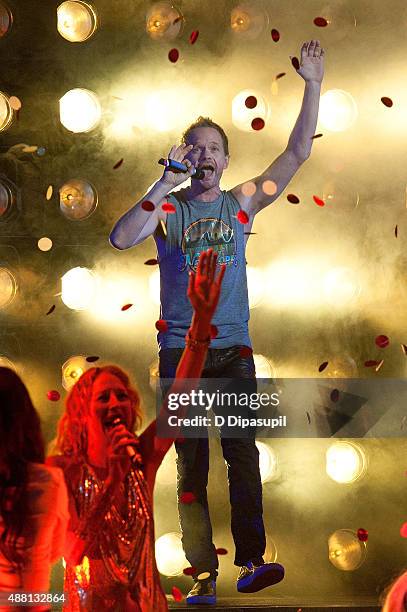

{"left": 164, "top": 388, "right": 287, "bottom": 432}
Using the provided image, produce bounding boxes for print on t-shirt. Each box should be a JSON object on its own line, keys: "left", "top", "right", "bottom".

{"left": 180, "top": 218, "right": 237, "bottom": 271}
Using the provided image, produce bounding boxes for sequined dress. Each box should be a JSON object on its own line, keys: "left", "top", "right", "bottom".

{"left": 62, "top": 452, "right": 168, "bottom": 612}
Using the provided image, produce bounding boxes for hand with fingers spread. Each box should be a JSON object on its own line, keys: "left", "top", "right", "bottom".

{"left": 292, "top": 39, "right": 325, "bottom": 83}
{"left": 187, "top": 248, "right": 226, "bottom": 323}
{"left": 161, "top": 143, "right": 196, "bottom": 189}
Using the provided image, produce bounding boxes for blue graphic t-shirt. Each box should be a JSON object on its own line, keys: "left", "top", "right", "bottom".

{"left": 153, "top": 189, "right": 251, "bottom": 350}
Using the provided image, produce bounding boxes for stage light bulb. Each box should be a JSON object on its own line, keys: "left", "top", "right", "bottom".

{"left": 323, "top": 267, "right": 361, "bottom": 305}
{"left": 319, "top": 89, "right": 358, "bottom": 132}
{"left": 0, "top": 3, "right": 13, "bottom": 38}
{"left": 0, "top": 178, "right": 16, "bottom": 219}
{"left": 326, "top": 441, "right": 367, "bottom": 484}
{"left": 57, "top": 1, "right": 98, "bottom": 42}
{"left": 62, "top": 355, "right": 89, "bottom": 390}
{"left": 0, "top": 268, "right": 17, "bottom": 309}
{"left": 146, "top": 2, "right": 183, "bottom": 40}
{"left": 59, "top": 88, "right": 101, "bottom": 133}
{"left": 256, "top": 441, "right": 278, "bottom": 483}
{"left": 328, "top": 529, "right": 367, "bottom": 571}
{"left": 230, "top": 3, "right": 268, "bottom": 38}
{"left": 61, "top": 267, "right": 97, "bottom": 310}
{"left": 59, "top": 179, "right": 98, "bottom": 220}
{"left": 0, "top": 92, "right": 14, "bottom": 132}
{"left": 155, "top": 532, "right": 188, "bottom": 576}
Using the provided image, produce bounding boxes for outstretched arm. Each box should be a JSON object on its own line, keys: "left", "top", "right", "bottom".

{"left": 231, "top": 39, "right": 325, "bottom": 215}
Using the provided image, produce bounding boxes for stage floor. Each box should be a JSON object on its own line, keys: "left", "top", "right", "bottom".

{"left": 167, "top": 597, "right": 380, "bottom": 611}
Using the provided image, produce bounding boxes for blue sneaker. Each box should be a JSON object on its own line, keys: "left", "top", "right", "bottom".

{"left": 236, "top": 561, "right": 285, "bottom": 593}
{"left": 186, "top": 578, "right": 216, "bottom": 605}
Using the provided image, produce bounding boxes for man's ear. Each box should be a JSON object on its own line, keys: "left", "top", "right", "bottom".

{"left": 224, "top": 155, "right": 230, "bottom": 170}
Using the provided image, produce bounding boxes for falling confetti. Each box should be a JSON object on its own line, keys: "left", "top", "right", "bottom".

{"left": 22, "top": 145, "right": 38, "bottom": 154}
{"left": 141, "top": 200, "right": 155, "bottom": 212}
{"left": 121, "top": 303, "right": 133, "bottom": 311}
{"left": 216, "top": 548, "right": 228, "bottom": 555}
{"left": 330, "top": 389, "right": 340, "bottom": 402}
{"left": 357, "top": 528, "right": 368, "bottom": 542}
{"left": 287, "top": 193, "right": 300, "bottom": 204}
{"left": 271, "top": 28, "right": 280, "bottom": 42}
{"left": 237, "top": 210, "right": 249, "bottom": 224}
{"left": 46, "top": 185, "right": 53, "bottom": 201}
{"left": 245, "top": 95, "right": 257, "bottom": 109}
{"left": 189, "top": 30, "right": 199, "bottom": 44}
{"left": 241, "top": 181, "right": 256, "bottom": 197}
{"left": 291, "top": 56, "right": 300, "bottom": 70}
{"left": 197, "top": 572, "right": 211, "bottom": 580}
{"left": 318, "top": 361, "right": 328, "bottom": 372}
{"left": 180, "top": 492, "right": 196, "bottom": 504}
{"left": 86, "top": 356, "right": 100, "bottom": 363}
{"left": 381, "top": 97, "right": 393, "bottom": 108}
{"left": 46, "top": 305, "right": 56, "bottom": 315}
{"left": 168, "top": 48, "right": 179, "bottom": 63}
{"left": 251, "top": 117, "right": 265, "bottom": 131}
{"left": 262, "top": 180, "right": 277, "bottom": 196}
{"left": 375, "top": 335, "right": 389, "bottom": 348}
{"left": 401, "top": 344, "right": 407, "bottom": 356}
{"left": 239, "top": 347, "right": 253, "bottom": 358}
{"left": 9, "top": 95, "right": 22, "bottom": 111}
{"left": 276, "top": 72, "right": 286, "bottom": 80}
{"left": 314, "top": 16, "right": 328, "bottom": 27}
{"left": 395, "top": 225, "right": 398, "bottom": 238}
{"left": 171, "top": 586, "right": 183, "bottom": 602}
{"left": 313, "top": 195, "right": 325, "bottom": 207}
{"left": 375, "top": 359, "right": 384, "bottom": 372}
{"left": 47, "top": 390, "right": 60, "bottom": 402}
{"left": 306, "top": 411, "right": 311, "bottom": 424}
{"left": 155, "top": 319, "right": 168, "bottom": 333}
{"left": 364, "top": 360, "right": 381, "bottom": 367}
{"left": 400, "top": 523, "right": 407, "bottom": 538}
{"left": 162, "top": 202, "right": 176, "bottom": 213}
{"left": 38, "top": 237, "right": 53, "bottom": 252}
{"left": 160, "top": 219, "right": 167, "bottom": 237}
{"left": 210, "top": 324, "right": 218, "bottom": 339}
{"left": 113, "top": 158, "right": 124, "bottom": 170}
{"left": 244, "top": 232, "right": 257, "bottom": 235}
{"left": 183, "top": 566, "right": 197, "bottom": 576}
{"left": 311, "top": 133, "right": 323, "bottom": 139}
{"left": 144, "top": 258, "right": 158, "bottom": 266}
{"left": 173, "top": 16, "right": 183, "bottom": 25}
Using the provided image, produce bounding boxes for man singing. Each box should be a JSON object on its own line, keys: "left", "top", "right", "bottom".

{"left": 110, "top": 40, "right": 325, "bottom": 605}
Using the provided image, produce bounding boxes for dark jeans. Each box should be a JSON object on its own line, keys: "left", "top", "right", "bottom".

{"left": 159, "top": 345, "right": 266, "bottom": 578}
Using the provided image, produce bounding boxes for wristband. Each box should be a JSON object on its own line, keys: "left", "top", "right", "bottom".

{"left": 185, "top": 329, "right": 210, "bottom": 351}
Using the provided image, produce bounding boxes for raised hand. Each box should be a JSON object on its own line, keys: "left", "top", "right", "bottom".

{"left": 294, "top": 39, "right": 325, "bottom": 83}
{"left": 160, "top": 143, "right": 196, "bottom": 189}
{"left": 187, "top": 248, "right": 226, "bottom": 323}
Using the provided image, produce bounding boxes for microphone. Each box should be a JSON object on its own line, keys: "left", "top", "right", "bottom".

{"left": 104, "top": 416, "right": 137, "bottom": 460}
{"left": 158, "top": 158, "right": 205, "bottom": 180}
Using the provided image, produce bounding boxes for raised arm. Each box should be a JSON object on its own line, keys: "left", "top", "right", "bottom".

{"left": 109, "top": 143, "right": 196, "bottom": 250}
{"left": 231, "top": 39, "right": 325, "bottom": 216}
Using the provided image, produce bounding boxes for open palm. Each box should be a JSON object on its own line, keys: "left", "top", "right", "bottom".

{"left": 296, "top": 40, "right": 325, "bottom": 83}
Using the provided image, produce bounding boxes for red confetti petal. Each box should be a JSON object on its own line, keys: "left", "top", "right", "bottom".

{"left": 357, "top": 528, "right": 368, "bottom": 542}
{"left": 173, "top": 16, "right": 183, "bottom": 25}
{"left": 113, "top": 158, "right": 124, "bottom": 170}
{"left": 375, "top": 335, "right": 389, "bottom": 348}
{"left": 183, "top": 566, "right": 197, "bottom": 576}
{"left": 394, "top": 225, "right": 398, "bottom": 238}
{"left": 276, "top": 72, "right": 286, "bottom": 80}
{"left": 215, "top": 547, "right": 228, "bottom": 555}
{"left": 180, "top": 492, "right": 196, "bottom": 504}
{"left": 314, "top": 16, "right": 328, "bottom": 27}
{"left": 245, "top": 95, "right": 257, "bottom": 109}
{"left": 381, "top": 97, "right": 393, "bottom": 108}
{"left": 400, "top": 522, "right": 407, "bottom": 538}
{"left": 364, "top": 360, "right": 381, "bottom": 367}
{"left": 189, "top": 30, "right": 199, "bottom": 44}
{"left": 171, "top": 586, "right": 183, "bottom": 602}
{"left": 318, "top": 361, "right": 328, "bottom": 372}
{"left": 306, "top": 411, "right": 311, "bottom": 424}
{"left": 46, "top": 305, "right": 56, "bottom": 315}
{"left": 271, "top": 28, "right": 280, "bottom": 42}
{"left": 237, "top": 210, "right": 249, "bottom": 224}
{"left": 144, "top": 258, "right": 159, "bottom": 266}
{"left": 244, "top": 232, "right": 257, "bottom": 235}
{"left": 162, "top": 202, "right": 176, "bottom": 213}
{"left": 210, "top": 324, "right": 218, "bottom": 339}
{"left": 239, "top": 346, "right": 253, "bottom": 358}
{"left": 168, "top": 48, "right": 179, "bottom": 63}
{"left": 291, "top": 56, "right": 300, "bottom": 70}
{"left": 311, "top": 133, "right": 323, "bottom": 139}
{"left": 330, "top": 389, "right": 340, "bottom": 402}
{"left": 47, "top": 390, "right": 60, "bottom": 402}
{"left": 141, "top": 200, "right": 155, "bottom": 212}
{"left": 313, "top": 195, "right": 325, "bottom": 207}
{"left": 121, "top": 303, "right": 133, "bottom": 311}
{"left": 401, "top": 344, "right": 407, "bottom": 356}
{"left": 155, "top": 319, "right": 168, "bottom": 333}
{"left": 251, "top": 117, "right": 265, "bottom": 131}
{"left": 287, "top": 193, "right": 300, "bottom": 204}
{"left": 86, "top": 356, "right": 100, "bottom": 363}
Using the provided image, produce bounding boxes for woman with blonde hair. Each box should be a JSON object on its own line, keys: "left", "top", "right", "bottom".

{"left": 47, "top": 249, "right": 225, "bottom": 611}
{"left": 381, "top": 570, "right": 407, "bottom": 612}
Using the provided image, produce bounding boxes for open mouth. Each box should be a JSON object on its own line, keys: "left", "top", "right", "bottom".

{"left": 199, "top": 164, "right": 215, "bottom": 178}
{"left": 103, "top": 414, "right": 125, "bottom": 430}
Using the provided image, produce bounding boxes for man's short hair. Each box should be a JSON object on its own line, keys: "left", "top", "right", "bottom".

{"left": 182, "top": 116, "right": 229, "bottom": 156}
